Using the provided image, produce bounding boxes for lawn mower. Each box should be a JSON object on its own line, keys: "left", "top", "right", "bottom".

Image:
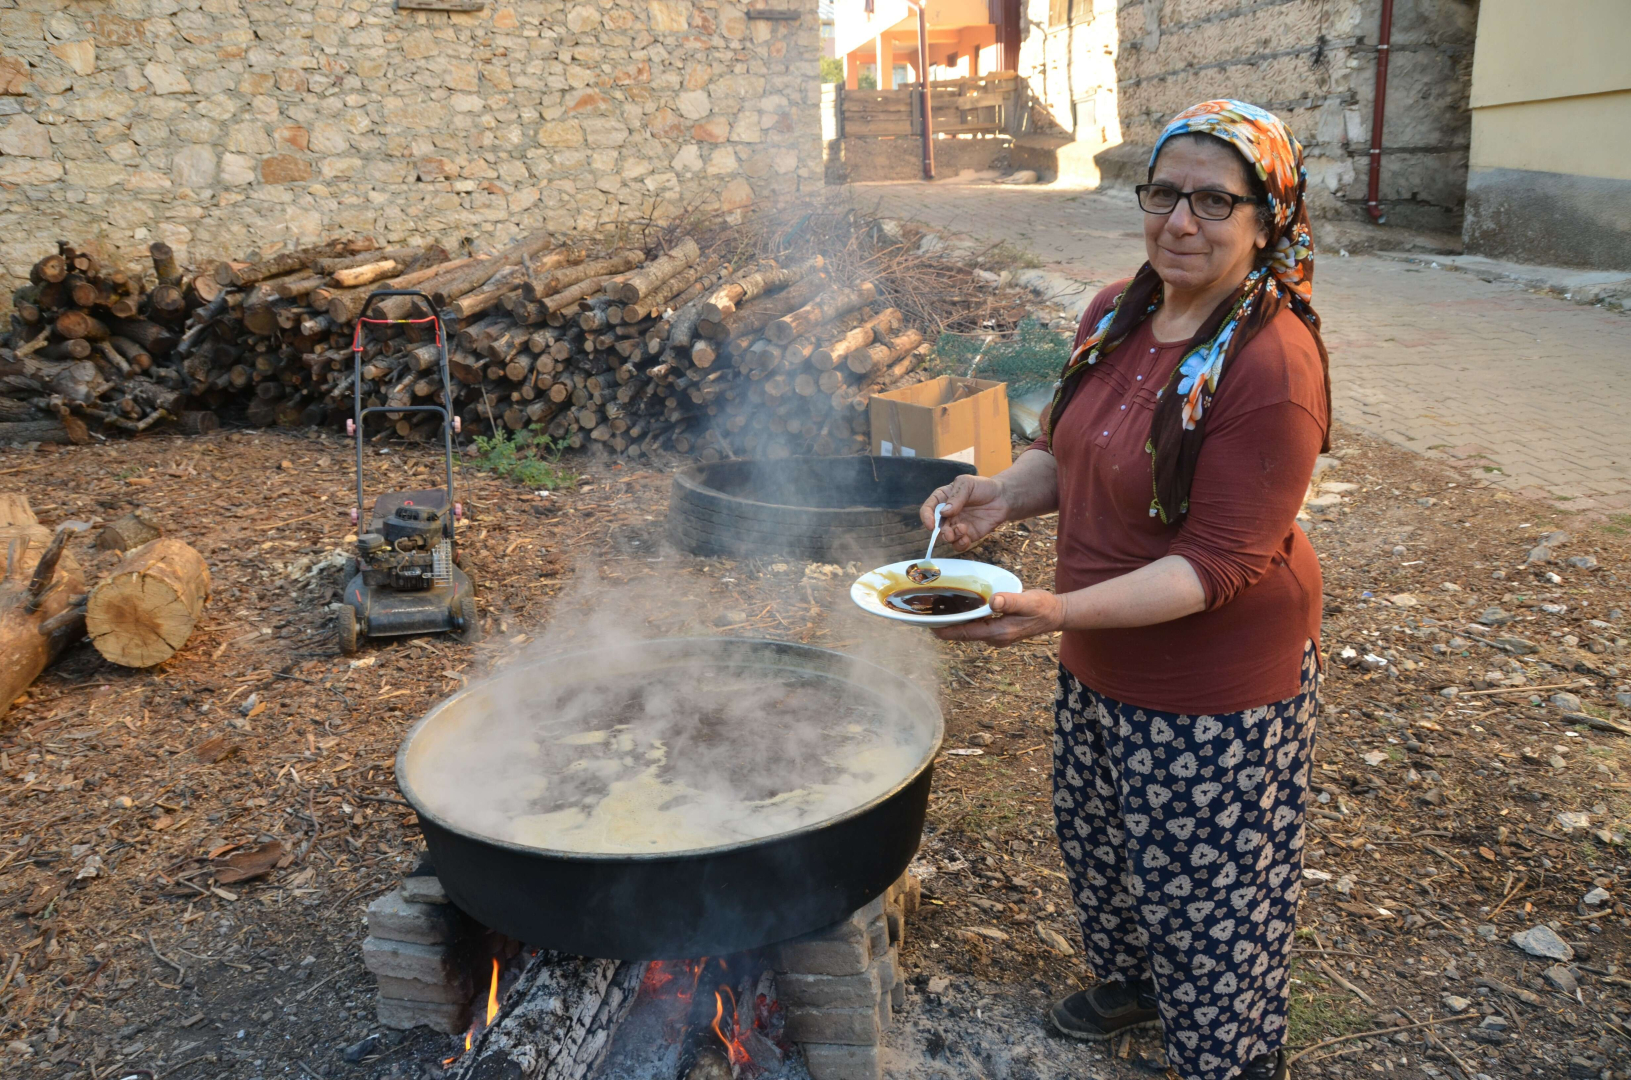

{"left": 337, "top": 290, "right": 479, "bottom": 653}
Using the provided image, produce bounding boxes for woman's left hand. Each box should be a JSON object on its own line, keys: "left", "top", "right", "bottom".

{"left": 932, "top": 590, "right": 1065, "bottom": 647}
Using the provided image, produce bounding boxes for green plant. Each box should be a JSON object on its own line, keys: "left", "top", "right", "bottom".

{"left": 857, "top": 70, "right": 877, "bottom": 90}
{"left": 1285, "top": 967, "right": 1366, "bottom": 1045}
{"left": 820, "top": 57, "right": 844, "bottom": 84}
{"left": 928, "top": 317, "right": 1073, "bottom": 393}
{"left": 466, "top": 427, "right": 575, "bottom": 489}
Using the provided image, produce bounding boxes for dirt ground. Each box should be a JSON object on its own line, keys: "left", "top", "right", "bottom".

{"left": 1, "top": 420, "right": 1629, "bottom": 1080}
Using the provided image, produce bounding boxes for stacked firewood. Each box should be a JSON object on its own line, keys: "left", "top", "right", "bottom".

{"left": 2, "top": 230, "right": 933, "bottom": 461}
{"left": 0, "top": 242, "right": 225, "bottom": 444}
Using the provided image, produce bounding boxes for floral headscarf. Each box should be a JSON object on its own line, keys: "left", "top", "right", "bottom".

{"left": 1042, "top": 99, "right": 1330, "bottom": 523}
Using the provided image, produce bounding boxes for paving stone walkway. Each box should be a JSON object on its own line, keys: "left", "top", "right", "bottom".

{"left": 852, "top": 180, "right": 1631, "bottom": 513}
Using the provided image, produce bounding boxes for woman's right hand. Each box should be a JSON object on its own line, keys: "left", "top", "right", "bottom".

{"left": 920, "top": 474, "right": 1010, "bottom": 552}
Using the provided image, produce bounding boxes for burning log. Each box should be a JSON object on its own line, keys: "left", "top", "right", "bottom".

{"left": 449, "top": 952, "right": 646, "bottom": 1080}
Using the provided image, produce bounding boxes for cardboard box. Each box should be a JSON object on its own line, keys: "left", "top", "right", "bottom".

{"left": 868, "top": 377, "right": 1012, "bottom": 477}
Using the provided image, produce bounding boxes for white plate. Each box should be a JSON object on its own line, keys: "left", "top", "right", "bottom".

{"left": 850, "top": 559, "right": 1023, "bottom": 626}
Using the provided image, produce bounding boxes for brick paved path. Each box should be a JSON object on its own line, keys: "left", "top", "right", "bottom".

{"left": 853, "top": 180, "right": 1631, "bottom": 512}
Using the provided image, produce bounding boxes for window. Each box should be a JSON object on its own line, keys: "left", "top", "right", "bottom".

{"left": 1048, "top": 0, "right": 1091, "bottom": 27}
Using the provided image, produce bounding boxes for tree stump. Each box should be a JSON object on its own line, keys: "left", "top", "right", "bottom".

{"left": 85, "top": 538, "right": 210, "bottom": 667}
{"left": 1, "top": 495, "right": 86, "bottom": 719}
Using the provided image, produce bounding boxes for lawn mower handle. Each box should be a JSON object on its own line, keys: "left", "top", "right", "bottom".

{"left": 350, "top": 290, "right": 459, "bottom": 554}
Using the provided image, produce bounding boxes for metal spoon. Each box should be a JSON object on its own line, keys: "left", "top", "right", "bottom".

{"left": 906, "top": 502, "right": 950, "bottom": 584}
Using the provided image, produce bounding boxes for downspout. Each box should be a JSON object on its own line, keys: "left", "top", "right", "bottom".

{"left": 1364, "top": 0, "right": 1394, "bottom": 222}
{"left": 906, "top": 0, "right": 935, "bottom": 179}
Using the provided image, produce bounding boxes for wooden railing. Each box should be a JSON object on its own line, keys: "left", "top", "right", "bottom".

{"left": 831, "top": 72, "right": 1021, "bottom": 139}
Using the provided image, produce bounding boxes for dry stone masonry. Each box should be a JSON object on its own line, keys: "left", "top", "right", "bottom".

{"left": 0, "top": 0, "right": 822, "bottom": 307}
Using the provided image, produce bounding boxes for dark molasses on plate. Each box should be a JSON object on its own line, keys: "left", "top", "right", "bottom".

{"left": 882, "top": 586, "right": 987, "bottom": 617}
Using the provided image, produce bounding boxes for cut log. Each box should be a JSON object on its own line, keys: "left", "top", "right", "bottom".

{"left": 608, "top": 238, "right": 700, "bottom": 302}
{"left": 450, "top": 952, "right": 646, "bottom": 1080}
{"left": 621, "top": 256, "right": 720, "bottom": 321}
{"left": 326, "top": 257, "right": 478, "bottom": 325}
{"left": 216, "top": 238, "right": 376, "bottom": 286}
{"left": 0, "top": 418, "right": 89, "bottom": 445}
{"left": 330, "top": 259, "right": 402, "bottom": 288}
{"left": 55, "top": 310, "right": 111, "bottom": 342}
{"left": 525, "top": 250, "right": 643, "bottom": 302}
{"left": 96, "top": 510, "right": 162, "bottom": 553}
{"left": 849, "top": 328, "right": 925, "bottom": 378}
{"left": 542, "top": 275, "right": 617, "bottom": 314}
{"left": 149, "top": 242, "right": 182, "bottom": 286}
{"left": 765, "top": 282, "right": 877, "bottom": 344}
{"left": 0, "top": 496, "right": 86, "bottom": 719}
{"left": 31, "top": 254, "right": 68, "bottom": 285}
{"left": 108, "top": 318, "right": 179, "bottom": 356}
{"left": 822, "top": 308, "right": 902, "bottom": 371}
{"left": 427, "top": 231, "right": 558, "bottom": 305}
{"left": 84, "top": 538, "right": 211, "bottom": 668}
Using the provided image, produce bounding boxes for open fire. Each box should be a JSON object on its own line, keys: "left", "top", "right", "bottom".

{"left": 438, "top": 951, "right": 790, "bottom": 1078}
{"left": 641, "top": 957, "right": 790, "bottom": 1078}
{"left": 366, "top": 869, "right": 917, "bottom": 1080}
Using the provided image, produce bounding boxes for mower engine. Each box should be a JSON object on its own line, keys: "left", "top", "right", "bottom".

{"left": 356, "top": 504, "right": 450, "bottom": 592}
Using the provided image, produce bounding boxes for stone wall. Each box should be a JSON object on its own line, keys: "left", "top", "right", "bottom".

{"left": 0, "top": 0, "right": 823, "bottom": 303}
{"left": 1094, "top": 0, "right": 1477, "bottom": 231}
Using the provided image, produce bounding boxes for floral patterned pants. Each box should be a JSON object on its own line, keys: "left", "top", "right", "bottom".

{"left": 1052, "top": 641, "right": 1320, "bottom": 1080}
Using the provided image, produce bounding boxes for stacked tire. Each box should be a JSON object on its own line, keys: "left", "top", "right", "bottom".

{"left": 668, "top": 456, "right": 977, "bottom": 564}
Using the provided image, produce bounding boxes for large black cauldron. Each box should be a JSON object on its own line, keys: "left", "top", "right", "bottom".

{"left": 396, "top": 638, "right": 941, "bottom": 960}
{"left": 668, "top": 455, "right": 976, "bottom": 563}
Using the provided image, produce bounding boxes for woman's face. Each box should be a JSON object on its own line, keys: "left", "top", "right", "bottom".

{"left": 1143, "top": 137, "right": 1270, "bottom": 296}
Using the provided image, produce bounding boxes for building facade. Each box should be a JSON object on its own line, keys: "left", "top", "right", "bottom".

{"left": 1462, "top": 0, "right": 1631, "bottom": 270}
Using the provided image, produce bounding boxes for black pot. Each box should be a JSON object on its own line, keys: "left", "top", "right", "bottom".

{"left": 668, "top": 455, "right": 977, "bottom": 563}
{"left": 397, "top": 638, "right": 941, "bottom": 960}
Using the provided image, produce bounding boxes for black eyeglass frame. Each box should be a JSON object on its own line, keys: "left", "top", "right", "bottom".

{"left": 1135, "top": 183, "right": 1260, "bottom": 221}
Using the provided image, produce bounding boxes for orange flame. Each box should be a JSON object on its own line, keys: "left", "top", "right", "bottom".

{"left": 446, "top": 954, "right": 505, "bottom": 1066}
{"left": 486, "top": 956, "right": 501, "bottom": 1025}
{"left": 711, "top": 986, "right": 753, "bottom": 1069}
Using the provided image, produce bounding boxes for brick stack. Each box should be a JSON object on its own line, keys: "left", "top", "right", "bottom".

{"left": 772, "top": 873, "right": 920, "bottom": 1080}
{"left": 361, "top": 874, "right": 474, "bottom": 1035}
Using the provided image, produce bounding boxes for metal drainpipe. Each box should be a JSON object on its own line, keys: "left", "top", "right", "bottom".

{"left": 1364, "top": 0, "right": 1394, "bottom": 222}
{"left": 908, "top": 0, "right": 935, "bottom": 179}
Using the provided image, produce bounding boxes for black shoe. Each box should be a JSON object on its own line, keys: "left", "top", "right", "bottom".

{"left": 1238, "top": 1049, "right": 1289, "bottom": 1080}
{"left": 1046, "top": 977, "right": 1160, "bottom": 1041}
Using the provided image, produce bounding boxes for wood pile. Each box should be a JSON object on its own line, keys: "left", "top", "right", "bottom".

{"left": 2, "top": 229, "right": 937, "bottom": 461}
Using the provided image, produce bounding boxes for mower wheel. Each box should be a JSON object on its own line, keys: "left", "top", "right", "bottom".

{"left": 339, "top": 606, "right": 360, "bottom": 654}
{"left": 342, "top": 555, "right": 359, "bottom": 581}
{"left": 454, "top": 594, "right": 482, "bottom": 644}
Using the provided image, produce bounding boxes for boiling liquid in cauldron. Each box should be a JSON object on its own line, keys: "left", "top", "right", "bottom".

{"left": 883, "top": 586, "right": 986, "bottom": 616}
{"left": 407, "top": 664, "right": 931, "bottom": 855}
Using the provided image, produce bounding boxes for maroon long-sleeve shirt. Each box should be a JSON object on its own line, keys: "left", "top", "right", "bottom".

{"left": 1032, "top": 282, "right": 1327, "bottom": 714}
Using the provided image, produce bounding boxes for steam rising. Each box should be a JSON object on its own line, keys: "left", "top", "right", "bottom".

{"left": 401, "top": 545, "right": 943, "bottom": 857}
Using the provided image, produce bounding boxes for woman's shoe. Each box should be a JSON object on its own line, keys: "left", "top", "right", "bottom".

{"left": 1237, "top": 1049, "right": 1289, "bottom": 1079}
{"left": 1046, "top": 978, "right": 1160, "bottom": 1040}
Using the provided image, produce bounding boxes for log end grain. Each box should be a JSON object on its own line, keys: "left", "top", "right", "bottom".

{"left": 84, "top": 538, "right": 211, "bottom": 668}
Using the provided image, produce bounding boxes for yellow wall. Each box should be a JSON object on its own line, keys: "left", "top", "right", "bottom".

{"left": 1470, "top": 91, "right": 1631, "bottom": 182}
{"left": 1468, "top": 0, "right": 1631, "bottom": 180}
{"left": 1469, "top": 0, "right": 1631, "bottom": 109}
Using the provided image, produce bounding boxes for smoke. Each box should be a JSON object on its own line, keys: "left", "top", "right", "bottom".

{"left": 401, "top": 542, "right": 943, "bottom": 856}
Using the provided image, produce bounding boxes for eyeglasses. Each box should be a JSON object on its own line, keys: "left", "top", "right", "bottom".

{"left": 1136, "top": 183, "right": 1258, "bottom": 221}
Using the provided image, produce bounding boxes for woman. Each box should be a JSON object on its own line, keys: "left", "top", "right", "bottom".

{"left": 921, "top": 100, "right": 1329, "bottom": 1080}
